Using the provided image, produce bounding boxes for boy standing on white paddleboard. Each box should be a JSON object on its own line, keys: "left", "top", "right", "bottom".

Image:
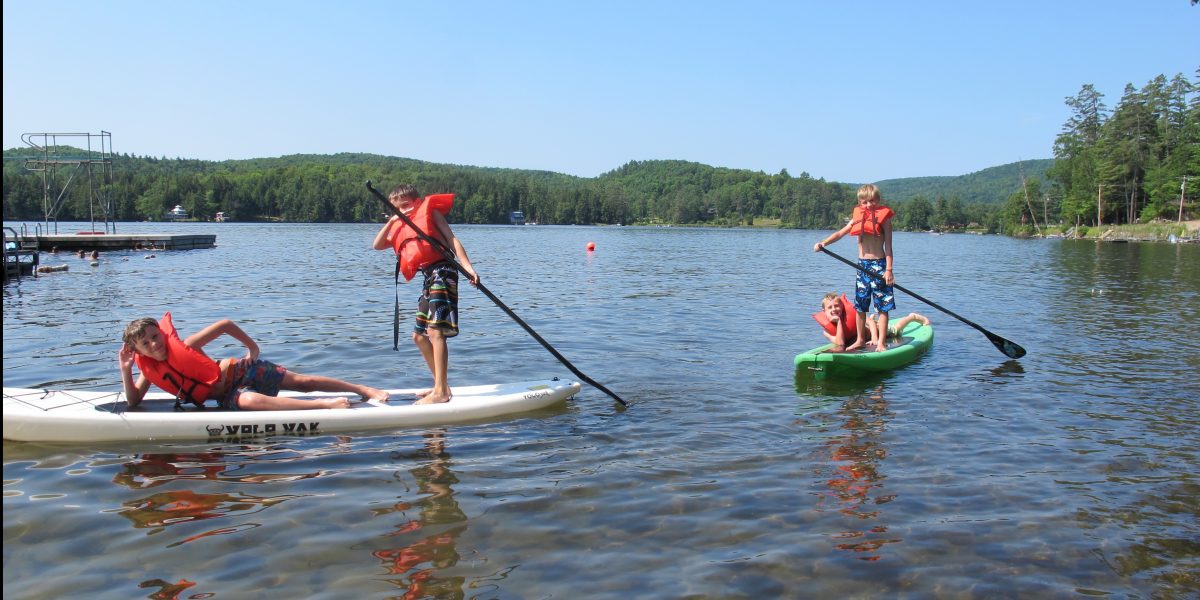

{"left": 372, "top": 184, "right": 480, "bottom": 405}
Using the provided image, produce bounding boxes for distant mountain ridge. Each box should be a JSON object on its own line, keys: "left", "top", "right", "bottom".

{"left": 872, "top": 159, "right": 1053, "bottom": 204}
{"left": 4, "top": 145, "right": 1050, "bottom": 205}
{"left": 4, "top": 145, "right": 1053, "bottom": 227}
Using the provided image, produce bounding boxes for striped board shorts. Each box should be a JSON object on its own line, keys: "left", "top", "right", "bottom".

{"left": 415, "top": 261, "right": 460, "bottom": 337}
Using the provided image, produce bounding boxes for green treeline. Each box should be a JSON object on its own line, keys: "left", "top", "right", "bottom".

{"left": 0, "top": 150, "right": 1033, "bottom": 232}
{"left": 4, "top": 71, "right": 1195, "bottom": 233}
{"left": 0, "top": 150, "right": 866, "bottom": 228}
{"left": 1030, "top": 71, "right": 1200, "bottom": 235}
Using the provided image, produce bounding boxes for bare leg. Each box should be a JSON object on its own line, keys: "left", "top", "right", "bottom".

{"left": 874, "top": 311, "right": 889, "bottom": 352}
{"left": 234, "top": 391, "right": 350, "bottom": 410}
{"left": 279, "top": 371, "right": 389, "bottom": 402}
{"left": 889, "top": 314, "right": 914, "bottom": 338}
{"left": 414, "top": 328, "right": 451, "bottom": 405}
{"left": 860, "top": 314, "right": 875, "bottom": 343}
{"left": 888, "top": 312, "right": 930, "bottom": 339}
{"left": 412, "top": 330, "right": 436, "bottom": 399}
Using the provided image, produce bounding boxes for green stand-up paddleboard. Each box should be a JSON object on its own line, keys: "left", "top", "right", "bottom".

{"left": 795, "top": 321, "right": 933, "bottom": 379}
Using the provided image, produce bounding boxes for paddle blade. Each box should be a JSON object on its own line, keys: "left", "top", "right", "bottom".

{"left": 988, "top": 333, "right": 1026, "bottom": 359}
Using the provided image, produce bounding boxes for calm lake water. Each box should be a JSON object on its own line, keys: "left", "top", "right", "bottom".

{"left": 4, "top": 221, "right": 1198, "bottom": 599}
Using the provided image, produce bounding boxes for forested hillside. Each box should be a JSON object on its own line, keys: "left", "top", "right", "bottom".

{"left": 2, "top": 150, "right": 862, "bottom": 228}
{"left": 5, "top": 69, "right": 1194, "bottom": 235}
{"left": 875, "top": 160, "right": 1053, "bottom": 204}
{"left": 1, "top": 148, "right": 1043, "bottom": 231}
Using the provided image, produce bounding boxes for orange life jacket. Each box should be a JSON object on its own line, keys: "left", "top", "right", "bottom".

{"left": 133, "top": 312, "right": 221, "bottom": 406}
{"left": 387, "top": 194, "right": 454, "bottom": 281}
{"left": 812, "top": 294, "right": 858, "bottom": 345}
{"left": 849, "top": 205, "right": 894, "bottom": 236}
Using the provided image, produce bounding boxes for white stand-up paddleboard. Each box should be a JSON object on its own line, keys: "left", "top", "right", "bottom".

{"left": 3, "top": 379, "right": 580, "bottom": 442}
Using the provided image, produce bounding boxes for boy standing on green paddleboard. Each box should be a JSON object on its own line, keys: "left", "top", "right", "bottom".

{"left": 813, "top": 184, "right": 897, "bottom": 352}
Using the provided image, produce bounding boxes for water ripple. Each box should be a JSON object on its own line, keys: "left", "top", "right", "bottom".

{"left": 4, "top": 224, "right": 1198, "bottom": 598}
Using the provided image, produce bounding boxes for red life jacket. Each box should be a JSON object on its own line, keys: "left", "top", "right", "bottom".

{"left": 849, "top": 205, "right": 894, "bottom": 236}
{"left": 812, "top": 294, "right": 858, "bottom": 345}
{"left": 387, "top": 194, "right": 454, "bottom": 281}
{"left": 133, "top": 312, "right": 221, "bottom": 406}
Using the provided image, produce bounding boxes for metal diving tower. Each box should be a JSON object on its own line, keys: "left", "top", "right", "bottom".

{"left": 20, "top": 131, "right": 116, "bottom": 234}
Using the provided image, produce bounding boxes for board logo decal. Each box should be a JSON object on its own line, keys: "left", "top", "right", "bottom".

{"left": 206, "top": 422, "right": 321, "bottom": 439}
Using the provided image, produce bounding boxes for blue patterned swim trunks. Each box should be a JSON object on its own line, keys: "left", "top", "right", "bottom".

{"left": 221, "top": 358, "right": 288, "bottom": 410}
{"left": 854, "top": 258, "right": 896, "bottom": 314}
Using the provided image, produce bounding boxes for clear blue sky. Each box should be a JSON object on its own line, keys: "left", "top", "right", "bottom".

{"left": 3, "top": 1, "right": 1197, "bottom": 183}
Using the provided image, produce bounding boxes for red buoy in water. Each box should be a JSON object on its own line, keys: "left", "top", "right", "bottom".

{"left": 586, "top": 242, "right": 596, "bottom": 251}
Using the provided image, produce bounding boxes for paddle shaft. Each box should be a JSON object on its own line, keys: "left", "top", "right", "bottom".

{"left": 366, "top": 181, "right": 628, "bottom": 406}
{"left": 819, "top": 247, "right": 1026, "bottom": 359}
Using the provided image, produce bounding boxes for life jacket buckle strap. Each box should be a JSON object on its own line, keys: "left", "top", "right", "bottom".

{"left": 164, "top": 372, "right": 204, "bottom": 411}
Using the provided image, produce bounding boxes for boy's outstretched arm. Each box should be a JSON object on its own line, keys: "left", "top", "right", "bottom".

{"left": 814, "top": 222, "right": 853, "bottom": 252}
{"left": 184, "top": 319, "right": 260, "bottom": 361}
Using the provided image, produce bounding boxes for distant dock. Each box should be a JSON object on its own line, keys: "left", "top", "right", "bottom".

{"left": 32, "top": 233, "right": 216, "bottom": 252}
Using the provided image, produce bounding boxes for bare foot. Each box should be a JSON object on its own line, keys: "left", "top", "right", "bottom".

{"left": 846, "top": 340, "right": 864, "bottom": 351}
{"left": 316, "top": 397, "right": 351, "bottom": 409}
{"left": 874, "top": 341, "right": 887, "bottom": 353}
{"left": 359, "top": 386, "right": 389, "bottom": 402}
{"left": 413, "top": 391, "right": 450, "bottom": 405}
{"left": 413, "top": 389, "right": 432, "bottom": 399}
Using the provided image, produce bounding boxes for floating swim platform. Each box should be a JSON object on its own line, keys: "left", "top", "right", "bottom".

{"left": 32, "top": 233, "right": 216, "bottom": 251}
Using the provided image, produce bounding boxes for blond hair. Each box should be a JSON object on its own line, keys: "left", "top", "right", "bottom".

{"left": 856, "top": 184, "right": 880, "bottom": 203}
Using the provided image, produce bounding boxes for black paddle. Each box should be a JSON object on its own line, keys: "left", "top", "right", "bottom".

{"left": 366, "top": 181, "right": 628, "bottom": 406}
{"left": 819, "top": 247, "right": 1027, "bottom": 359}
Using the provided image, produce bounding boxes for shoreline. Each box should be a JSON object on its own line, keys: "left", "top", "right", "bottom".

{"left": 7, "top": 218, "right": 1199, "bottom": 243}
{"left": 1019, "top": 220, "right": 1200, "bottom": 243}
